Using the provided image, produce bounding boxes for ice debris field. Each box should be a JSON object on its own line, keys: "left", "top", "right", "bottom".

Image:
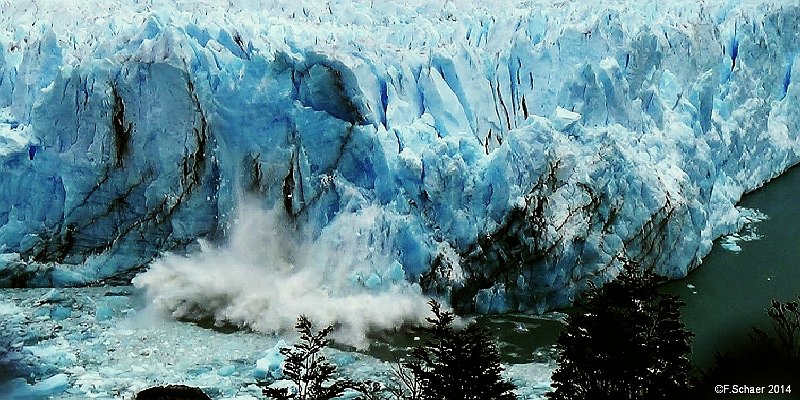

{"left": 1, "top": 0, "right": 800, "bottom": 397}
{"left": 0, "top": 287, "right": 554, "bottom": 399}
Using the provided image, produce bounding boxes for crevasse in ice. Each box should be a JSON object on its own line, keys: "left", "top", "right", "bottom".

{"left": 1, "top": 0, "right": 799, "bottom": 314}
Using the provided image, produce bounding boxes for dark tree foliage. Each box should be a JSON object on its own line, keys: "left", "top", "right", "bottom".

{"left": 135, "top": 385, "right": 211, "bottom": 400}
{"left": 756, "top": 296, "right": 800, "bottom": 361}
{"left": 548, "top": 261, "right": 693, "bottom": 400}
{"left": 695, "top": 296, "right": 800, "bottom": 393}
{"left": 402, "top": 300, "right": 517, "bottom": 400}
{"left": 261, "top": 315, "right": 355, "bottom": 400}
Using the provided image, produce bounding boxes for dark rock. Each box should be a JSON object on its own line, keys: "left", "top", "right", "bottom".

{"left": 135, "top": 385, "right": 212, "bottom": 400}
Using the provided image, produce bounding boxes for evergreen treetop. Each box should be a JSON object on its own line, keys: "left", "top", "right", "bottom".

{"left": 548, "top": 261, "right": 693, "bottom": 400}
{"left": 404, "top": 300, "right": 517, "bottom": 400}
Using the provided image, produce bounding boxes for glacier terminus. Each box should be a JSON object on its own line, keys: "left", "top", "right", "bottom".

{"left": 1, "top": 0, "right": 800, "bottom": 329}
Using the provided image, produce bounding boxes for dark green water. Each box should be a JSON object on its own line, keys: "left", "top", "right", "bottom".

{"left": 359, "top": 313, "right": 563, "bottom": 364}
{"left": 662, "top": 165, "right": 800, "bottom": 368}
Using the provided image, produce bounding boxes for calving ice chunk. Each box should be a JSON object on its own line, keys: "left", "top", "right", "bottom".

{"left": 132, "top": 202, "right": 431, "bottom": 349}
{"left": 0, "top": 0, "right": 798, "bottom": 323}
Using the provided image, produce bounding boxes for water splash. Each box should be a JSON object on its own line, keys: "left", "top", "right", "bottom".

{"left": 133, "top": 200, "right": 431, "bottom": 349}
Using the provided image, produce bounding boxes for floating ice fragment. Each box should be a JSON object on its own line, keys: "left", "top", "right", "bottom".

{"left": 0, "top": 374, "right": 70, "bottom": 399}
{"left": 720, "top": 240, "right": 742, "bottom": 252}
{"left": 34, "top": 307, "right": 50, "bottom": 318}
{"left": 218, "top": 365, "right": 236, "bottom": 377}
{"left": 33, "top": 374, "right": 70, "bottom": 395}
{"left": 51, "top": 306, "right": 72, "bottom": 320}
{"left": 95, "top": 304, "right": 114, "bottom": 321}
{"left": 39, "top": 288, "right": 68, "bottom": 304}
{"left": 253, "top": 340, "right": 286, "bottom": 380}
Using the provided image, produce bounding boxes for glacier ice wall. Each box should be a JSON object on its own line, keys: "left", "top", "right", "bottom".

{"left": 1, "top": 0, "right": 800, "bottom": 313}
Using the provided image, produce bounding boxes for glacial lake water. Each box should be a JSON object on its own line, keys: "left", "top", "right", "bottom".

{"left": 661, "top": 164, "right": 800, "bottom": 368}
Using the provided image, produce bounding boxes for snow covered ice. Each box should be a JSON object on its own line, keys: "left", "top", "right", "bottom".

{"left": 1, "top": 0, "right": 800, "bottom": 396}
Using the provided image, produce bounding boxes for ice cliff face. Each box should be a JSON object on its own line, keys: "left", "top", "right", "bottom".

{"left": 1, "top": 0, "right": 799, "bottom": 313}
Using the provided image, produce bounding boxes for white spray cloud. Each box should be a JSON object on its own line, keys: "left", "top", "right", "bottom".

{"left": 132, "top": 200, "right": 432, "bottom": 349}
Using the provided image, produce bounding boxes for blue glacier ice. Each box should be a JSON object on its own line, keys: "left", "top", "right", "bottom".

{"left": 0, "top": 373, "right": 70, "bottom": 399}
{"left": 1, "top": 0, "right": 800, "bottom": 324}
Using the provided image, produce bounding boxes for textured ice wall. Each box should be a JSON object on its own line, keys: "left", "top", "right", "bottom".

{"left": 1, "top": 0, "right": 799, "bottom": 313}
